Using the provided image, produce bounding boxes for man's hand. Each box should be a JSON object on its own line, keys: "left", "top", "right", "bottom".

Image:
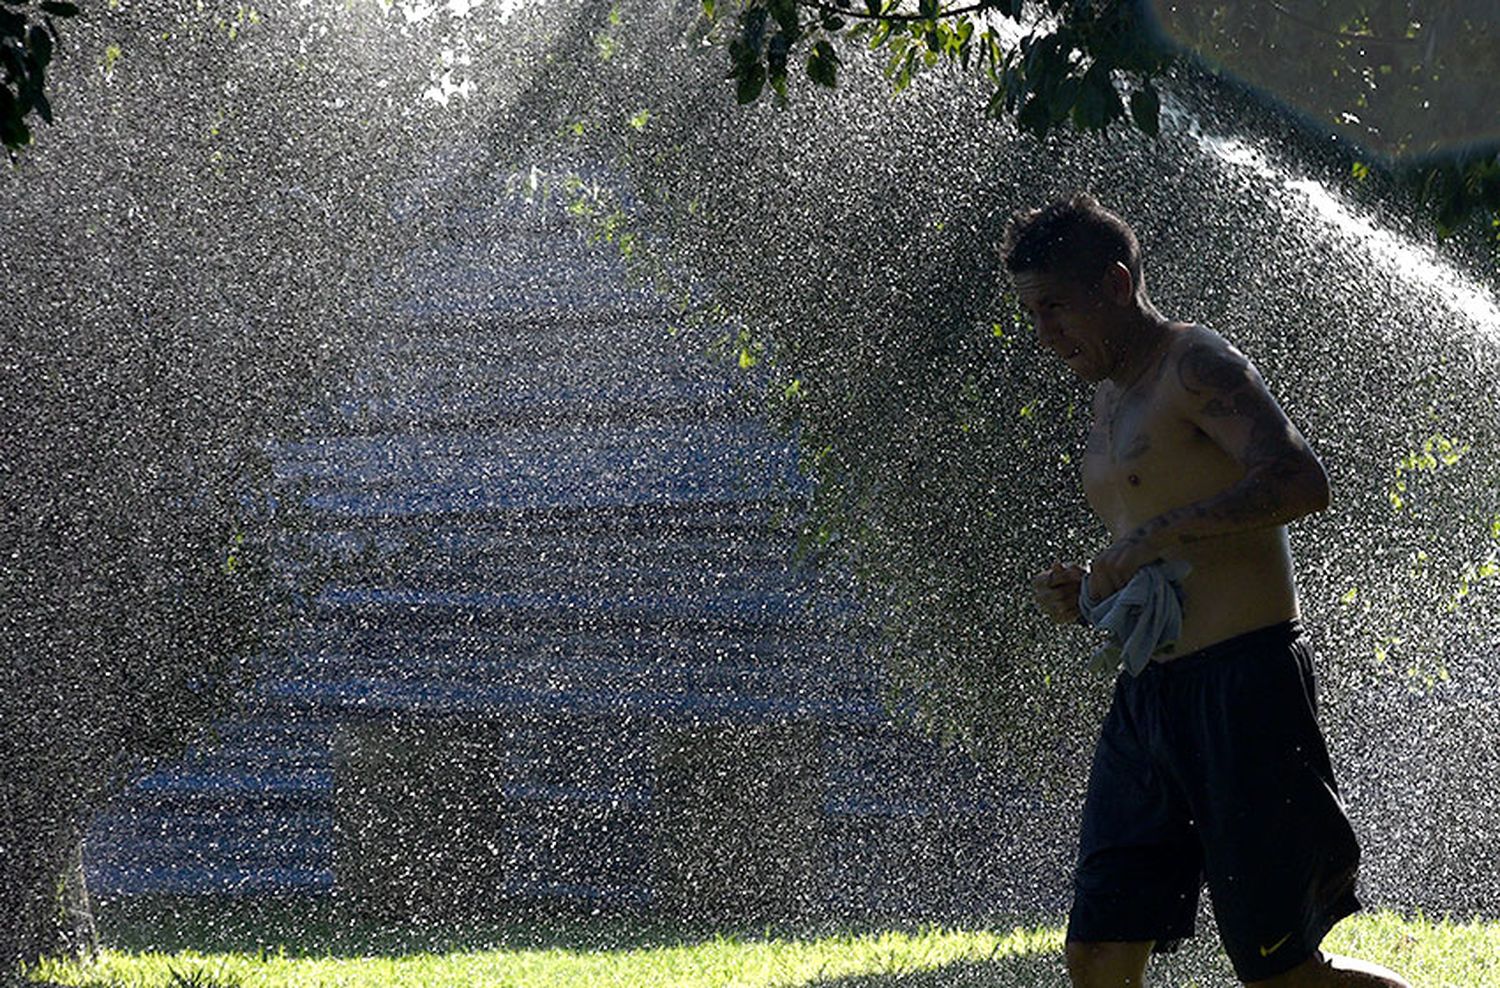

{"left": 1032, "top": 561, "right": 1087, "bottom": 624}
{"left": 1086, "top": 533, "right": 1160, "bottom": 602}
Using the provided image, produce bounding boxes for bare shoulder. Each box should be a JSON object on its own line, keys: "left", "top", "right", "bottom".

{"left": 1164, "top": 323, "right": 1268, "bottom": 413}
{"left": 1158, "top": 324, "right": 1318, "bottom": 472}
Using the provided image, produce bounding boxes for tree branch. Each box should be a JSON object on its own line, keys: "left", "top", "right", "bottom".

{"left": 794, "top": 0, "right": 1010, "bottom": 25}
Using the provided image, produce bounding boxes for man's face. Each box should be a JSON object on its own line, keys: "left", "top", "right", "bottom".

{"left": 1013, "top": 267, "right": 1123, "bottom": 383}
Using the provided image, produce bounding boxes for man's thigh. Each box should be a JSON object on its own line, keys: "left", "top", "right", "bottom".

{"left": 1171, "top": 635, "right": 1361, "bottom": 982}
{"left": 1069, "top": 677, "right": 1202, "bottom": 948}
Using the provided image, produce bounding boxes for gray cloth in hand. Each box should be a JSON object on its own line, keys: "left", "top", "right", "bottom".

{"left": 1077, "top": 559, "right": 1191, "bottom": 676}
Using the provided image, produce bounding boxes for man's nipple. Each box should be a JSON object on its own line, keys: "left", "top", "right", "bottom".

{"left": 1127, "top": 474, "right": 1141, "bottom": 487}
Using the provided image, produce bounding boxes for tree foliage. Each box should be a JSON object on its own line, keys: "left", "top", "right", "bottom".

{"left": 706, "top": 0, "right": 1500, "bottom": 244}
{"left": 0, "top": 0, "right": 77, "bottom": 149}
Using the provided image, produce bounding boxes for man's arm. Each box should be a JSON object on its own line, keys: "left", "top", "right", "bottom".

{"left": 1088, "top": 332, "right": 1328, "bottom": 597}
{"left": 1139, "top": 333, "right": 1329, "bottom": 546}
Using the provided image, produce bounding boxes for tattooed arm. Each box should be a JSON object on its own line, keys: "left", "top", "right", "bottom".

{"left": 1085, "top": 330, "right": 1328, "bottom": 600}
{"left": 1139, "top": 331, "right": 1330, "bottom": 548}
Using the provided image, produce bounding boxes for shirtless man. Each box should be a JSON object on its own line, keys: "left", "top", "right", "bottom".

{"left": 1011, "top": 195, "right": 1409, "bottom": 988}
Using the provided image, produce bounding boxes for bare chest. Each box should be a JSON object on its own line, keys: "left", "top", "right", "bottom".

{"left": 1081, "top": 385, "right": 1226, "bottom": 535}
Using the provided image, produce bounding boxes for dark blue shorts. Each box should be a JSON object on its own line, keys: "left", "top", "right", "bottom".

{"left": 1066, "top": 619, "right": 1361, "bottom": 982}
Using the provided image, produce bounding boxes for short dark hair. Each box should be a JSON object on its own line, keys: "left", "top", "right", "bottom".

{"left": 1002, "top": 193, "right": 1143, "bottom": 288}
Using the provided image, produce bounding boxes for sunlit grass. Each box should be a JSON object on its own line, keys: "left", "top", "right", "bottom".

{"left": 26, "top": 905, "right": 1499, "bottom": 987}
{"left": 1324, "top": 911, "right": 1500, "bottom": 988}
{"left": 30, "top": 922, "right": 1063, "bottom": 988}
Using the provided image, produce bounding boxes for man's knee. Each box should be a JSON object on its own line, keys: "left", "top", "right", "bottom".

{"left": 1064, "top": 939, "right": 1153, "bottom": 987}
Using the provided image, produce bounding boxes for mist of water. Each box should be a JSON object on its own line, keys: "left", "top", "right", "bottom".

{"left": 4, "top": 0, "right": 1496, "bottom": 972}
{"left": 483, "top": 0, "right": 1500, "bottom": 917}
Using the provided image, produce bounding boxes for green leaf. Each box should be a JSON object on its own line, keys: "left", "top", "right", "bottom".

{"left": 1049, "top": 75, "right": 1080, "bottom": 121}
{"left": 736, "top": 61, "right": 766, "bottom": 103}
{"left": 892, "top": 46, "right": 916, "bottom": 91}
{"left": 31, "top": 86, "right": 51, "bottom": 124}
{"left": 29, "top": 24, "right": 53, "bottom": 68}
{"left": 1129, "top": 83, "right": 1159, "bottom": 138}
{"left": 741, "top": 7, "right": 768, "bottom": 52}
{"left": 1016, "top": 94, "right": 1050, "bottom": 137}
{"left": 0, "top": 95, "right": 32, "bottom": 149}
{"left": 768, "top": 0, "right": 798, "bottom": 39}
{"left": 768, "top": 29, "right": 790, "bottom": 70}
{"left": 1071, "top": 64, "right": 1121, "bottom": 130}
{"left": 984, "top": 84, "right": 1007, "bottom": 118}
{"left": 808, "top": 39, "right": 839, "bottom": 88}
{"left": 727, "top": 37, "right": 754, "bottom": 73}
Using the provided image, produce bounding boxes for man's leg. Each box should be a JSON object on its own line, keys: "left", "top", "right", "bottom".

{"left": 1175, "top": 631, "right": 1389, "bottom": 985}
{"left": 1067, "top": 675, "right": 1201, "bottom": 986}
{"left": 1065, "top": 939, "right": 1154, "bottom": 988}
{"left": 1244, "top": 949, "right": 1409, "bottom": 987}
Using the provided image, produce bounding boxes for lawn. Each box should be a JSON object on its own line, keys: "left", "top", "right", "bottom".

{"left": 26, "top": 898, "right": 1499, "bottom": 987}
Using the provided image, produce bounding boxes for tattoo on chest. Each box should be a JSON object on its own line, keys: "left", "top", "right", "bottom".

{"left": 1117, "top": 431, "right": 1151, "bottom": 461}
{"left": 1104, "top": 386, "right": 1154, "bottom": 463}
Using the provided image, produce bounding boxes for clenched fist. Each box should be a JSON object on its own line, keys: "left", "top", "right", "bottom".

{"left": 1032, "top": 560, "right": 1087, "bottom": 625}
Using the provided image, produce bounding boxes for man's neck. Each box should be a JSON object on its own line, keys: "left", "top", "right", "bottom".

{"left": 1106, "top": 311, "right": 1174, "bottom": 391}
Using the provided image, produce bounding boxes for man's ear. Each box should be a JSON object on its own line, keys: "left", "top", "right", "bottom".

{"left": 1100, "top": 261, "right": 1134, "bottom": 305}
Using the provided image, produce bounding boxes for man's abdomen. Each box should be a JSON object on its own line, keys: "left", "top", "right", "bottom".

{"left": 1160, "top": 527, "right": 1300, "bottom": 659}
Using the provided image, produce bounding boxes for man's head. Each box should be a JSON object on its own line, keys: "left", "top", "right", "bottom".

{"left": 1002, "top": 193, "right": 1144, "bottom": 290}
{"left": 1002, "top": 194, "right": 1151, "bottom": 383}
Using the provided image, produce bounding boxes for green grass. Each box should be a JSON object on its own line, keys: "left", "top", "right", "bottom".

{"left": 1323, "top": 911, "right": 1500, "bottom": 988}
{"left": 25, "top": 898, "right": 1500, "bottom": 987}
